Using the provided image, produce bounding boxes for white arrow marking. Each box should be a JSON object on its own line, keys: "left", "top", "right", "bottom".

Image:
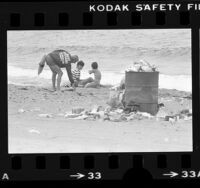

{"left": 163, "top": 171, "right": 179, "bottom": 178}
{"left": 70, "top": 173, "right": 85, "bottom": 179}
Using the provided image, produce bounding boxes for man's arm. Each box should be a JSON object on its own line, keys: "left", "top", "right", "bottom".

{"left": 66, "top": 64, "right": 74, "bottom": 84}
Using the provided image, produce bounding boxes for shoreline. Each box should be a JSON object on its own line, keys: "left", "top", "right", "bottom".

{"left": 8, "top": 65, "right": 192, "bottom": 92}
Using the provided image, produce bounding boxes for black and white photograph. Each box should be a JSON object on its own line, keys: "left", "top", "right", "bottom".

{"left": 8, "top": 29, "right": 192, "bottom": 153}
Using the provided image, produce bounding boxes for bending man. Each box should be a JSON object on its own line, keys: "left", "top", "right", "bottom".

{"left": 38, "top": 49, "right": 79, "bottom": 91}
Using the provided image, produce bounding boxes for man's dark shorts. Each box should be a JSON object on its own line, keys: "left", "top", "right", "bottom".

{"left": 46, "top": 54, "right": 56, "bottom": 67}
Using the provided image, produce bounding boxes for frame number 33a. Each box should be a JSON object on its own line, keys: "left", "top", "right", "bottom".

{"left": 181, "top": 171, "right": 200, "bottom": 178}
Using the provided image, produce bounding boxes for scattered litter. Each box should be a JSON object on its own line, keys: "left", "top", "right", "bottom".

{"left": 164, "top": 115, "right": 174, "bottom": 121}
{"left": 158, "top": 103, "right": 165, "bottom": 108}
{"left": 103, "top": 114, "right": 110, "bottom": 121}
{"left": 61, "top": 95, "right": 192, "bottom": 123}
{"left": 107, "top": 90, "right": 124, "bottom": 108}
{"left": 97, "top": 106, "right": 105, "bottom": 112}
{"left": 183, "top": 116, "right": 192, "bottom": 121}
{"left": 90, "top": 106, "right": 105, "bottom": 113}
{"left": 29, "top": 129, "right": 40, "bottom": 134}
{"left": 94, "top": 111, "right": 105, "bottom": 118}
{"left": 180, "top": 109, "right": 190, "bottom": 114}
{"left": 137, "top": 112, "right": 153, "bottom": 119}
{"left": 71, "top": 115, "right": 89, "bottom": 120}
{"left": 169, "top": 117, "right": 176, "bottom": 125}
{"left": 18, "top": 108, "right": 25, "bottom": 113}
{"left": 109, "top": 118, "right": 122, "bottom": 122}
{"left": 105, "top": 106, "right": 111, "bottom": 113}
{"left": 38, "top": 113, "right": 53, "bottom": 118}
{"left": 63, "top": 105, "right": 193, "bottom": 123}
{"left": 156, "top": 109, "right": 168, "bottom": 119}
{"left": 110, "top": 85, "right": 120, "bottom": 91}
{"left": 64, "top": 113, "right": 81, "bottom": 118}
{"left": 114, "top": 109, "right": 124, "bottom": 114}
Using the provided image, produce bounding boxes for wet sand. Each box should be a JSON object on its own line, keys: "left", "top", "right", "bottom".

{"left": 8, "top": 84, "right": 192, "bottom": 153}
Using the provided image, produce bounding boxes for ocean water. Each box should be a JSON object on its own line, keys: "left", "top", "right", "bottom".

{"left": 7, "top": 29, "right": 192, "bottom": 91}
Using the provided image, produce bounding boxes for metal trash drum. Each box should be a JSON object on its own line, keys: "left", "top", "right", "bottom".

{"left": 124, "top": 71, "right": 159, "bottom": 115}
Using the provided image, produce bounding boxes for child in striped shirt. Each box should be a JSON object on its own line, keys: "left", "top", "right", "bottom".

{"left": 65, "top": 60, "right": 85, "bottom": 87}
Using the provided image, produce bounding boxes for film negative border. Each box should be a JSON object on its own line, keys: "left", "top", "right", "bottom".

{"left": 0, "top": 2, "right": 199, "bottom": 28}
{"left": 0, "top": 1, "right": 200, "bottom": 181}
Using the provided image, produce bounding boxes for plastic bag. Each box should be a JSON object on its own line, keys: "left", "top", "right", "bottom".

{"left": 107, "top": 90, "right": 124, "bottom": 108}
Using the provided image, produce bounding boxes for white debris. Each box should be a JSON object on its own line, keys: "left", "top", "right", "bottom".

{"left": 96, "top": 111, "right": 105, "bottom": 118}
{"left": 184, "top": 116, "right": 192, "bottom": 121}
{"left": 109, "top": 111, "right": 118, "bottom": 116}
{"left": 169, "top": 117, "right": 176, "bottom": 125}
{"left": 64, "top": 113, "right": 80, "bottom": 118}
{"left": 114, "top": 109, "right": 124, "bottom": 114}
{"left": 126, "top": 116, "right": 134, "bottom": 121}
{"left": 175, "top": 115, "right": 180, "bottom": 122}
{"left": 91, "top": 106, "right": 99, "bottom": 114}
{"left": 126, "top": 59, "right": 157, "bottom": 72}
{"left": 18, "top": 108, "right": 25, "bottom": 113}
{"left": 105, "top": 106, "right": 111, "bottom": 113}
{"left": 107, "top": 90, "right": 124, "bottom": 108}
{"left": 137, "top": 112, "right": 153, "bottom": 118}
{"left": 38, "top": 113, "right": 53, "bottom": 118}
{"left": 156, "top": 109, "right": 168, "bottom": 118}
{"left": 110, "top": 84, "right": 120, "bottom": 91}
{"left": 29, "top": 129, "right": 40, "bottom": 134}
{"left": 71, "top": 115, "right": 89, "bottom": 120}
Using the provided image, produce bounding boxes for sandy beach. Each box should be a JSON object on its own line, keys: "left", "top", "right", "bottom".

{"left": 7, "top": 29, "right": 192, "bottom": 153}
{"left": 8, "top": 84, "right": 192, "bottom": 153}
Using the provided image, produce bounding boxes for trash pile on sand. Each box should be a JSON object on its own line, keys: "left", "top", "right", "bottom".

{"left": 63, "top": 105, "right": 192, "bottom": 123}
{"left": 126, "top": 60, "right": 157, "bottom": 72}
{"left": 18, "top": 103, "right": 192, "bottom": 124}
{"left": 156, "top": 108, "right": 192, "bottom": 122}
{"left": 64, "top": 106, "right": 152, "bottom": 122}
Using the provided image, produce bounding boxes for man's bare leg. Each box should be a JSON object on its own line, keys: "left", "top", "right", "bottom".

{"left": 48, "top": 64, "right": 62, "bottom": 91}
{"left": 57, "top": 71, "right": 63, "bottom": 91}
{"left": 52, "top": 73, "right": 57, "bottom": 91}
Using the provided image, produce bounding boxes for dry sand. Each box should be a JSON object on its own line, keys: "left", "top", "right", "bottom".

{"left": 8, "top": 84, "right": 192, "bottom": 153}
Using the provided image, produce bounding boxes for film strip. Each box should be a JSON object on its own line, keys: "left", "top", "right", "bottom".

{"left": 0, "top": 0, "right": 200, "bottom": 182}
